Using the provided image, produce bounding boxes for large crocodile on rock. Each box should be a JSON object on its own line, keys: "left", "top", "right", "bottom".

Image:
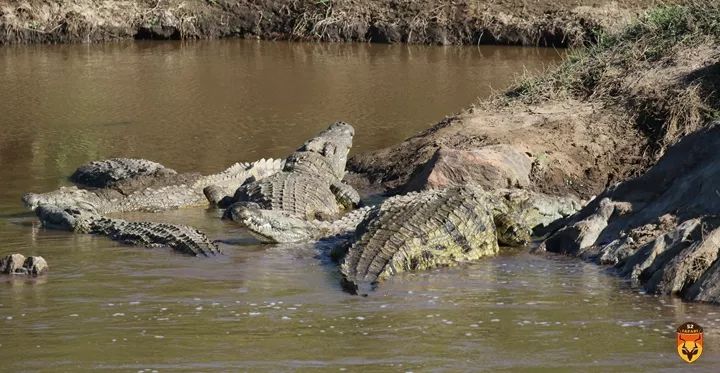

{"left": 222, "top": 122, "right": 360, "bottom": 222}
{"left": 234, "top": 186, "right": 581, "bottom": 294}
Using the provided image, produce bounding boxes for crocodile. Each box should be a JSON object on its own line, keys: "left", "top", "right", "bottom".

{"left": 233, "top": 186, "right": 580, "bottom": 294}
{"left": 234, "top": 187, "right": 579, "bottom": 244}
{"left": 35, "top": 204, "right": 220, "bottom": 256}
{"left": 70, "top": 158, "right": 176, "bottom": 188}
{"left": 22, "top": 158, "right": 285, "bottom": 214}
{"left": 21, "top": 123, "right": 356, "bottom": 255}
{"left": 222, "top": 122, "right": 360, "bottom": 222}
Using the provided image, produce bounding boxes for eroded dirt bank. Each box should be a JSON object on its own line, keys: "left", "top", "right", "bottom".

{"left": 1, "top": 0, "right": 667, "bottom": 46}
{"left": 350, "top": 2, "right": 720, "bottom": 303}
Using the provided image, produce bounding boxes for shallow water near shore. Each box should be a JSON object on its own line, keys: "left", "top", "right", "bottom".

{"left": 1, "top": 40, "right": 719, "bottom": 371}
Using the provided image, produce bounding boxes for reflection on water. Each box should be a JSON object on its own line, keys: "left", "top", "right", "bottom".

{"left": 0, "top": 40, "right": 560, "bottom": 213}
{"left": 0, "top": 40, "right": 717, "bottom": 371}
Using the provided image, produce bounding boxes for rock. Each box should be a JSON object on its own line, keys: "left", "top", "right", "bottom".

{"left": 540, "top": 198, "right": 617, "bottom": 255}
{"left": 23, "top": 256, "right": 49, "bottom": 276}
{"left": 405, "top": 145, "right": 533, "bottom": 191}
{"left": 0, "top": 253, "right": 26, "bottom": 274}
{"left": 0, "top": 254, "right": 48, "bottom": 276}
{"left": 686, "top": 255, "right": 720, "bottom": 303}
{"left": 540, "top": 123, "right": 720, "bottom": 303}
{"left": 594, "top": 237, "right": 637, "bottom": 265}
{"left": 617, "top": 219, "right": 704, "bottom": 286}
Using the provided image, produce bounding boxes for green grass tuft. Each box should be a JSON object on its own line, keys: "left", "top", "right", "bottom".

{"left": 500, "top": 0, "right": 720, "bottom": 154}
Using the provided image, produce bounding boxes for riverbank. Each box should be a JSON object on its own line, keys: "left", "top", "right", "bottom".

{"left": 350, "top": 1, "right": 720, "bottom": 303}
{"left": 1, "top": 0, "right": 669, "bottom": 46}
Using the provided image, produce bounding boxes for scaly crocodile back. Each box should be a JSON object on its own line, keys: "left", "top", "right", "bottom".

{"left": 24, "top": 158, "right": 285, "bottom": 214}
{"left": 200, "top": 158, "right": 286, "bottom": 204}
{"left": 340, "top": 187, "right": 499, "bottom": 293}
{"left": 70, "top": 158, "right": 176, "bottom": 188}
{"left": 35, "top": 205, "right": 220, "bottom": 257}
{"left": 235, "top": 173, "right": 342, "bottom": 220}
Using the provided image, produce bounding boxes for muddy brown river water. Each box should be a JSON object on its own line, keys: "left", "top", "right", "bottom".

{"left": 0, "top": 40, "right": 718, "bottom": 371}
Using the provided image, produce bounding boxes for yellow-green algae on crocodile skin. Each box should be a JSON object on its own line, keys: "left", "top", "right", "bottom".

{"left": 340, "top": 186, "right": 504, "bottom": 293}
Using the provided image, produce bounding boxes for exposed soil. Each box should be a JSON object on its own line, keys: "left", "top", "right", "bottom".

{"left": 349, "top": 100, "right": 649, "bottom": 199}
{"left": 0, "top": 0, "right": 669, "bottom": 46}
{"left": 350, "top": 4, "right": 720, "bottom": 201}
{"left": 348, "top": 2, "right": 720, "bottom": 304}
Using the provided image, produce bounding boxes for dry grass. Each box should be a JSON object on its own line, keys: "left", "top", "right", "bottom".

{"left": 500, "top": 0, "right": 720, "bottom": 154}
{"left": 0, "top": 0, "right": 672, "bottom": 46}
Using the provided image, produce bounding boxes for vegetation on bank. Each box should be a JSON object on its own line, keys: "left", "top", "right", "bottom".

{"left": 348, "top": 1, "right": 720, "bottom": 200}
{"left": 0, "top": 0, "right": 665, "bottom": 46}
{"left": 503, "top": 0, "right": 720, "bottom": 153}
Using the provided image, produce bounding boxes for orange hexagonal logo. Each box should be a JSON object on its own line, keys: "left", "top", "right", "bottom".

{"left": 676, "top": 321, "right": 703, "bottom": 364}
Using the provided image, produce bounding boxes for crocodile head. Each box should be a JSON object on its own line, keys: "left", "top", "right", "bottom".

{"left": 34, "top": 204, "right": 94, "bottom": 232}
{"left": 288, "top": 122, "right": 354, "bottom": 179}
{"left": 494, "top": 211, "right": 532, "bottom": 247}
{"left": 22, "top": 187, "right": 102, "bottom": 212}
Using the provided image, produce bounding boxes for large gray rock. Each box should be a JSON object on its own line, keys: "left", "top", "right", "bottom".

{"left": 539, "top": 198, "right": 628, "bottom": 255}
{"left": 405, "top": 145, "right": 533, "bottom": 191}
{"left": 541, "top": 122, "right": 720, "bottom": 303}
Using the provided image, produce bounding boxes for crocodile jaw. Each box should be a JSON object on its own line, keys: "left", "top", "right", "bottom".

{"left": 232, "top": 207, "right": 317, "bottom": 243}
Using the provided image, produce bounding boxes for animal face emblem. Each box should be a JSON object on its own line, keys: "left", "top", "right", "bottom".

{"left": 676, "top": 322, "right": 704, "bottom": 363}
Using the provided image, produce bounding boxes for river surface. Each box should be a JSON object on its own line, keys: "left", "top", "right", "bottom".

{"left": 0, "top": 40, "right": 718, "bottom": 371}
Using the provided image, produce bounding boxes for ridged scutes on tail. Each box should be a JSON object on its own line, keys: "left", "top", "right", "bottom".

{"left": 340, "top": 187, "right": 499, "bottom": 294}
{"left": 35, "top": 204, "right": 220, "bottom": 257}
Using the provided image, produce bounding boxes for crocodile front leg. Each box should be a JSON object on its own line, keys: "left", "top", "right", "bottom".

{"left": 330, "top": 181, "right": 360, "bottom": 210}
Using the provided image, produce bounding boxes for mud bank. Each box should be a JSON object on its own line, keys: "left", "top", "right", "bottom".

{"left": 1, "top": 0, "right": 667, "bottom": 46}
{"left": 350, "top": 2, "right": 720, "bottom": 303}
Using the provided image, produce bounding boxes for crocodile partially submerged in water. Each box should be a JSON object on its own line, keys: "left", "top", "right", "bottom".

{"left": 23, "top": 123, "right": 356, "bottom": 255}
{"left": 69, "top": 158, "right": 177, "bottom": 188}
{"left": 222, "top": 121, "right": 360, "bottom": 222}
{"left": 235, "top": 186, "right": 580, "bottom": 293}
{"left": 23, "top": 122, "right": 580, "bottom": 288}
{"left": 36, "top": 204, "right": 220, "bottom": 257}
{"left": 23, "top": 157, "right": 285, "bottom": 214}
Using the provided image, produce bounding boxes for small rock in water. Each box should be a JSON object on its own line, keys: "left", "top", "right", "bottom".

{"left": 24, "top": 256, "right": 48, "bottom": 276}
{"left": 0, "top": 254, "right": 48, "bottom": 276}
{"left": 0, "top": 254, "right": 25, "bottom": 274}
